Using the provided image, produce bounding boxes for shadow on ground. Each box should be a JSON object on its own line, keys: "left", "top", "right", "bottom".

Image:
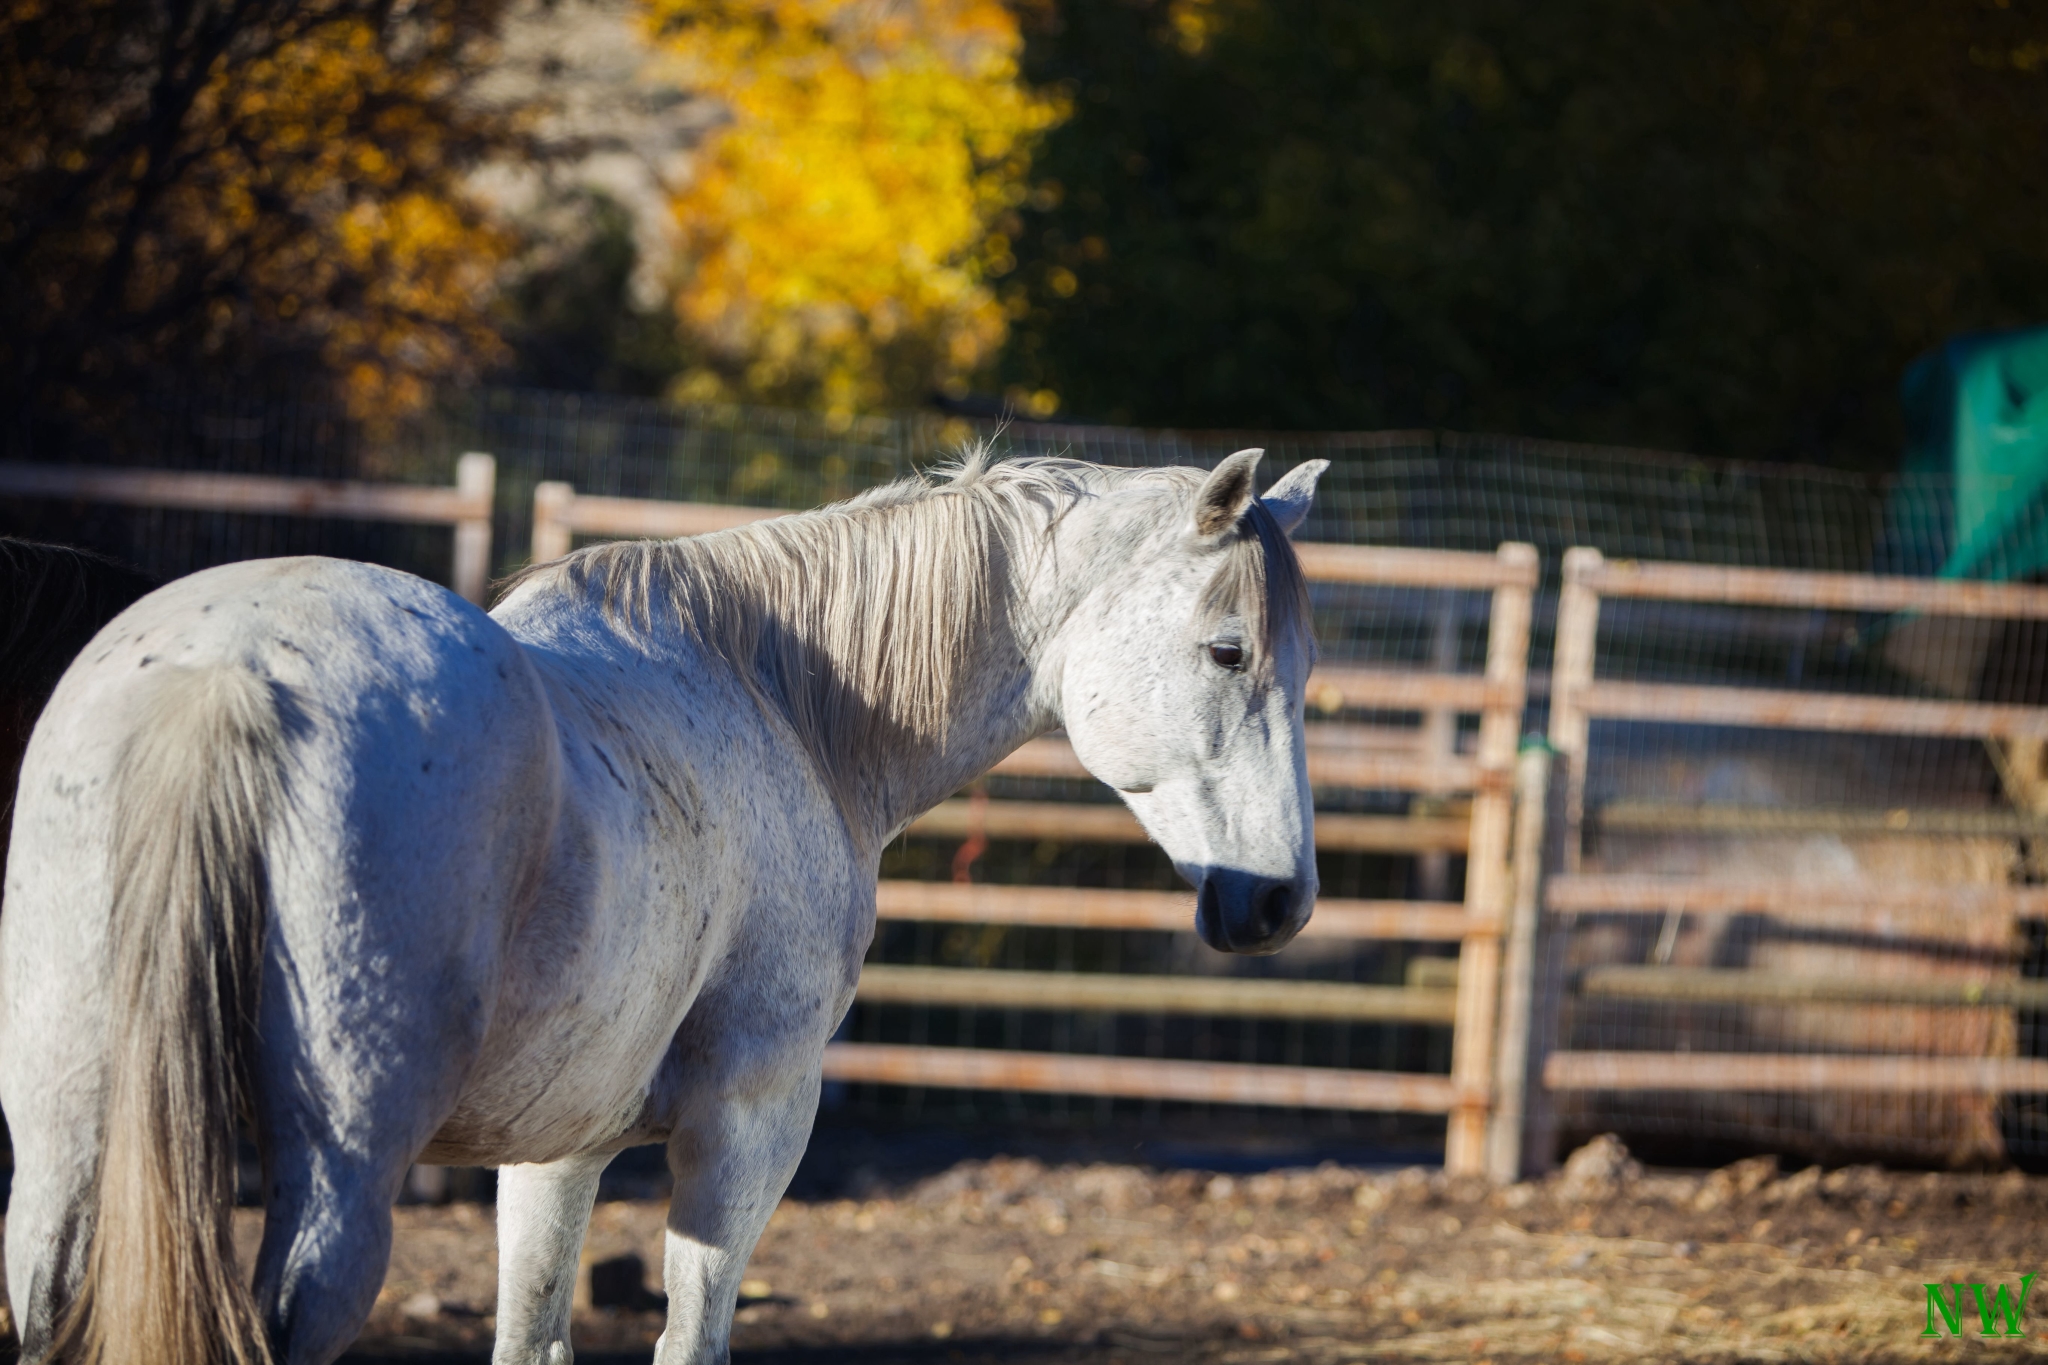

{"left": 341, "top": 1341, "right": 1973, "bottom": 1365}
{"left": 614, "top": 1116, "right": 1442, "bottom": 1204}
{"left": 344, "top": 1340, "right": 1127, "bottom": 1365}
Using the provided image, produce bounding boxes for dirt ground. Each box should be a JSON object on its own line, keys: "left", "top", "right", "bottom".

{"left": 316, "top": 1135, "right": 2048, "bottom": 1364}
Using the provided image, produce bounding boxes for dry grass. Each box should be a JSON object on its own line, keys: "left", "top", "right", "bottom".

{"left": 310, "top": 1139, "right": 2048, "bottom": 1363}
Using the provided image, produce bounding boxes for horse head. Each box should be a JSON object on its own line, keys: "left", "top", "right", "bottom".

{"left": 1054, "top": 450, "right": 1326, "bottom": 955}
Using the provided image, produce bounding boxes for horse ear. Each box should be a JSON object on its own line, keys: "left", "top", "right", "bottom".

{"left": 1260, "top": 458, "right": 1328, "bottom": 537}
{"left": 1194, "top": 448, "right": 1263, "bottom": 536}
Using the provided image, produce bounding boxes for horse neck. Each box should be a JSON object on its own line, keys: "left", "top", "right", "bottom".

{"left": 620, "top": 487, "right": 1084, "bottom": 852}
{"left": 854, "top": 640, "right": 1046, "bottom": 848}
{"left": 822, "top": 508, "right": 1070, "bottom": 848}
{"left": 845, "top": 488, "right": 1173, "bottom": 843}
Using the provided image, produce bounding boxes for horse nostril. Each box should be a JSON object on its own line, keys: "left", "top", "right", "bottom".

{"left": 1194, "top": 872, "right": 1301, "bottom": 953}
{"left": 1255, "top": 881, "right": 1292, "bottom": 937}
{"left": 1196, "top": 877, "right": 1226, "bottom": 948}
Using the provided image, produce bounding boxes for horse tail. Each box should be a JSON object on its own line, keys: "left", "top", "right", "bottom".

{"left": 55, "top": 664, "right": 283, "bottom": 1365}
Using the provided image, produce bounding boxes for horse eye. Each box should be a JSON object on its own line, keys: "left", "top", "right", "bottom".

{"left": 1208, "top": 641, "right": 1245, "bottom": 669}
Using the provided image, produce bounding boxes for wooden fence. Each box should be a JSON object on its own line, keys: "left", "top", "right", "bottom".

{"left": 0, "top": 454, "right": 498, "bottom": 603}
{"left": 1539, "top": 549, "right": 2048, "bottom": 1121}
{"left": 531, "top": 480, "right": 1541, "bottom": 1177}
{"left": 43, "top": 460, "right": 2048, "bottom": 1168}
{"left": 31, "top": 458, "right": 2048, "bottom": 1170}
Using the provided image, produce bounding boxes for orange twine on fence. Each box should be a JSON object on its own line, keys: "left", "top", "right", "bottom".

{"left": 951, "top": 781, "right": 989, "bottom": 884}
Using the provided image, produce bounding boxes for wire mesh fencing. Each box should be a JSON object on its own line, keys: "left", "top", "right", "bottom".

{"left": 13, "top": 383, "right": 2048, "bottom": 1168}
{"left": 1, "top": 385, "right": 1963, "bottom": 582}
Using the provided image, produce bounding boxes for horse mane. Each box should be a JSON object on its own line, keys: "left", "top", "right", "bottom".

{"left": 511, "top": 452, "right": 1310, "bottom": 802}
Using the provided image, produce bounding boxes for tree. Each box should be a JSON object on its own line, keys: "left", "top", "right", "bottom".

{"left": 1000, "top": 0, "right": 2048, "bottom": 468}
{"left": 642, "top": 0, "right": 1064, "bottom": 418}
{"left": 501, "top": 191, "right": 688, "bottom": 396}
{"left": 0, "top": 0, "right": 514, "bottom": 420}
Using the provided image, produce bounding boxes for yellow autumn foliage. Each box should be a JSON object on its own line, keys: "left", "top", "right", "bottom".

{"left": 645, "top": 0, "right": 1064, "bottom": 416}
{"left": 1, "top": 0, "right": 511, "bottom": 418}
{"left": 200, "top": 16, "right": 511, "bottom": 416}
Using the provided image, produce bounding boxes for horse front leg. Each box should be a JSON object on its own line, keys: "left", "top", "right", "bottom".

{"left": 650, "top": 1031, "right": 827, "bottom": 1365}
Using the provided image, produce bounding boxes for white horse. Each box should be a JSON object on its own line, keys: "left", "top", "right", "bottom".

{"left": 0, "top": 448, "right": 1325, "bottom": 1365}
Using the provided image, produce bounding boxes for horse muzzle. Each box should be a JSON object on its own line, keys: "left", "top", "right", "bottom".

{"left": 1194, "top": 868, "right": 1313, "bottom": 955}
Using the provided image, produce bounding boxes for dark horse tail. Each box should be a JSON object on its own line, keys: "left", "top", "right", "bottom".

{"left": 0, "top": 537, "right": 155, "bottom": 707}
{"left": 0, "top": 537, "right": 154, "bottom": 860}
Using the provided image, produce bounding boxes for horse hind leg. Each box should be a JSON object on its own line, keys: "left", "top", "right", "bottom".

{"left": 246, "top": 933, "right": 498, "bottom": 1361}
{"left": 491, "top": 1151, "right": 612, "bottom": 1365}
{"left": 649, "top": 1015, "right": 828, "bottom": 1365}
{"left": 652, "top": 1080, "right": 818, "bottom": 1365}
{"left": 3, "top": 1072, "right": 103, "bottom": 1360}
{"left": 250, "top": 1122, "right": 416, "bottom": 1364}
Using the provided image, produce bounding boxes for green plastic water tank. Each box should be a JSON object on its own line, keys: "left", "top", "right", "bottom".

{"left": 1901, "top": 324, "right": 2048, "bottom": 582}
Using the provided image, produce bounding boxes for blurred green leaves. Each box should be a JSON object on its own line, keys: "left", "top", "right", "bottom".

{"left": 999, "top": 0, "right": 2048, "bottom": 469}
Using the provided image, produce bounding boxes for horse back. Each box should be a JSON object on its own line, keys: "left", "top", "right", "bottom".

{"left": 2, "top": 555, "right": 563, "bottom": 1138}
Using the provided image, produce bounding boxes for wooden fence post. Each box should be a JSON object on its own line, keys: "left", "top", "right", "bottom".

{"left": 1417, "top": 598, "right": 1462, "bottom": 900}
{"left": 532, "top": 481, "right": 577, "bottom": 563}
{"left": 1486, "top": 742, "right": 1552, "bottom": 1183}
{"left": 1443, "top": 541, "right": 1537, "bottom": 1177}
{"left": 1549, "top": 547, "right": 1604, "bottom": 872}
{"left": 1522, "top": 751, "right": 1572, "bottom": 1175}
{"left": 452, "top": 452, "right": 495, "bottom": 605}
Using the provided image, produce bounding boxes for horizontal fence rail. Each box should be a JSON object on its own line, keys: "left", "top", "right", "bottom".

{"left": 992, "top": 739, "right": 1489, "bottom": 795}
{"left": 531, "top": 483, "right": 1544, "bottom": 595}
{"left": 528, "top": 481, "right": 1542, "bottom": 1174}
{"left": 1548, "top": 874, "right": 2048, "bottom": 919}
{"left": 1576, "top": 680, "right": 2048, "bottom": 739}
{"left": 872, "top": 881, "right": 1484, "bottom": 940}
{"left": 531, "top": 482, "right": 782, "bottom": 560}
{"left": 985, "top": 731, "right": 1486, "bottom": 796}
{"left": 1290, "top": 542, "right": 1542, "bottom": 590}
{"left": 1546, "top": 1054, "right": 2048, "bottom": 1094}
{"left": 905, "top": 799, "right": 1474, "bottom": 853}
{"left": 1595, "top": 800, "right": 2048, "bottom": 838}
{"left": 1576, "top": 966, "right": 2048, "bottom": 1011}
{"left": 820, "top": 1044, "right": 1471, "bottom": 1114}
{"left": 1577, "top": 557, "right": 2048, "bottom": 617}
{"left": 852, "top": 965, "right": 1460, "bottom": 1024}
{"left": 0, "top": 455, "right": 497, "bottom": 603}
